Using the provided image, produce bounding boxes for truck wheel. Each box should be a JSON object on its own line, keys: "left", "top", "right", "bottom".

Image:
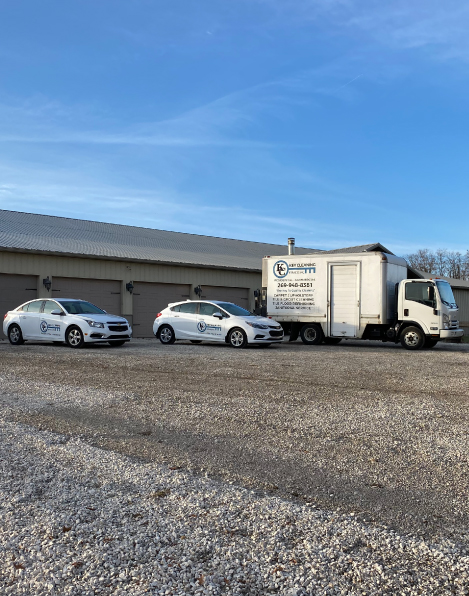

{"left": 324, "top": 337, "right": 342, "bottom": 345}
{"left": 400, "top": 326, "right": 425, "bottom": 350}
{"left": 300, "top": 324, "right": 323, "bottom": 345}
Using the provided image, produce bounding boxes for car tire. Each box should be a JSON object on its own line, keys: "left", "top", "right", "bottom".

{"left": 8, "top": 324, "right": 25, "bottom": 346}
{"left": 66, "top": 325, "right": 85, "bottom": 349}
{"left": 400, "top": 326, "right": 425, "bottom": 350}
{"left": 323, "top": 337, "right": 342, "bottom": 345}
{"left": 159, "top": 325, "right": 176, "bottom": 345}
{"left": 228, "top": 327, "right": 248, "bottom": 349}
{"left": 108, "top": 341, "right": 127, "bottom": 347}
{"left": 190, "top": 340, "right": 202, "bottom": 344}
{"left": 300, "top": 324, "right": 323, "bottom": 345}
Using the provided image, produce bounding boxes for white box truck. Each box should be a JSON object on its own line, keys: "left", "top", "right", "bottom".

{"left": 262, "top": 249, "right": 464, "bottom": 350}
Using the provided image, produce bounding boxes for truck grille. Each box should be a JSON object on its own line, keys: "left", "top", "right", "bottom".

{"left": 449, "top": 320, "right": 459, "bottom": 329}
{"left": 108, "top": 325, "right": 128, "bottom": 332}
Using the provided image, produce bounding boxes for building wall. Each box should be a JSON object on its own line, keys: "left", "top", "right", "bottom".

{"left": 0, "top": 250, "right": 262, "bottom": 330}
{"left": 453, "top": 288, "right": 469, "bottom": 335}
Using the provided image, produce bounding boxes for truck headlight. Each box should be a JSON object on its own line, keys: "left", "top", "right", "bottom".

{"left": 443, "top": 314, "right": 449, "bottom": 329}
{"left": 85, "top": 320, "right": 105, "bottom": 328}
{"left": 247, "top": 322, "right": 269, "bottom": 329}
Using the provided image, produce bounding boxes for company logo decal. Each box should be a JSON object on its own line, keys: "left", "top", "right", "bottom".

{"left": 273, "top": 260, "right": 316, "bottom": 278}
{"left": 40, "top": 320, "right": 61, "bottom": 334}
{"left": 197, "top": 321, "right": 221, "bottom": 333}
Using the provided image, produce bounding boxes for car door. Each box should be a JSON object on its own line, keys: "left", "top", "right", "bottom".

{"left": 20, "top": 300, "right": 44, "bottom": 339}
{"left": 40, "top": 300, "right": 65, "bottom": 340}
{"left": 197, "top": 302, "right": 226, "bottom": 341}
{"left": 174, "top": 302, "right": 199, "bottom": 339}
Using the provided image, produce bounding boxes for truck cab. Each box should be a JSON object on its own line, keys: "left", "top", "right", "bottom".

{"left": 398, "top": 279, "right": 463, "bottom": 348}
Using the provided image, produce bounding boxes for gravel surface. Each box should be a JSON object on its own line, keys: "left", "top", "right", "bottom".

{"left": 1, "top": 419, "right": 469, "bottom": 595}
{"left": 1, "top": 337, "right": 469, "bottom": 594}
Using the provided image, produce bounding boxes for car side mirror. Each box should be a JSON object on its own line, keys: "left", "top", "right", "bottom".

{"left": 213, "top": 312, "right": 223, "bottom": 320}
{"left": 51, "top": 309, "right": 64, "bottom": 316}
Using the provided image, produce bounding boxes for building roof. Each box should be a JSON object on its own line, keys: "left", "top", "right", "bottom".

{"left": 416, "top": 270, "right": 469, "bottom": 289}
{"left": 320, "top": 243, "right": 394, "bottom": 255}
{"left": 0, "top": 210, "right": 320, "bottom": 272}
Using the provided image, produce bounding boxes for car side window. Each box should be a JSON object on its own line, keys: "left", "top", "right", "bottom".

{"left": 178, "top": 302, "right": 198, "bottom": 314}
{"left": 43, "top": 300, "right": 60, "bottom": 314}
{"left": 170, "top": 305, "right": 181, "bottom": 312}
{"left": 199, "top": 303, "right": 220, "bottom": 316}
{"left": 26, "top": 301, "right": 43, "bottom": 313}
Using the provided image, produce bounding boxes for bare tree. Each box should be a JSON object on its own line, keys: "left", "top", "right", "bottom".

{"left": 405, "top": 248, "right": 437, "bottom": 273}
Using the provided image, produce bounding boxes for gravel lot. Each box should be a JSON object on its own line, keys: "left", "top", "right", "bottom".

{"left": 1, "top": 337, "right": 469, "bottom": 594}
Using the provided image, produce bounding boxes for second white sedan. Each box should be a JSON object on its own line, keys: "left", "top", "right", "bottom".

{"left": 3, "top": 298, "right": 131, "bottom": 348}
{"left": 153, "top": 300, "right": 284, "bottom": 348}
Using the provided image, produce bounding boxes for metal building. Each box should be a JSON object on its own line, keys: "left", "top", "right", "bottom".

{"left": 0, "top": 210, "right": 316, "bottom": 337}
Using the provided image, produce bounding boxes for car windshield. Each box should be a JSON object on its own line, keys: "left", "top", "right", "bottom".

{"left": 436, "top": 281, "right": 457, "bottom": 307}
{"left": 217, "top": 302, "right": 253, "bottom": 316}
{"left": 60, "top": 301, "right": 105, "bottom": 315}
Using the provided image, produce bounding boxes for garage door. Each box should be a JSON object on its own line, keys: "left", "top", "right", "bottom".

{"left": 52, "top": 277, "right": 121, "bottom": 316}
{"left": 133, "top": 282, "right": 191, "bottom": 337}
{"left": 201, "top": 285, "right": 250, "bottom": 309}
{"left": 0, "top": 274, "right": 37, "bottom": 337}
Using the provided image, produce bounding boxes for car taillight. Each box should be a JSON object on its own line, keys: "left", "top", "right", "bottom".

{"left": 156, "top": 313, "right": 162, "bottom": 318}
{"left": 3, "top": 313, "right": 7, "bottom": 320}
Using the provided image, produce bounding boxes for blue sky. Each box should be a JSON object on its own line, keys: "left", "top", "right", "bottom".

{"left": 1, "top": 1, "right": 469, "bottom": 254}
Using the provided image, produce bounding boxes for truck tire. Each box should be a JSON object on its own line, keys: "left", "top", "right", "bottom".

{"left": 323, "top": 337, "right": 342, "bottom": 345}
{"left": 400, "top": 326, "right": 425, "bottom": 350}
{"left": 300, "top": 324, "right": 323, "bottom": 345}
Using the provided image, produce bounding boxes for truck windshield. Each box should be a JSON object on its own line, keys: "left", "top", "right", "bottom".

{"left": 436, "top": 281, "right": 457, "bottom": 308}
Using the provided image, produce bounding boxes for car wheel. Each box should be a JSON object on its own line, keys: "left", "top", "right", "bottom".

{"left": 400, "top": 326, "right": 425, "bottom": 350}
{"left": 300, "top": 324, "right": 323, "bottom": 345}
{"left": 159, "top": 325, "right": 176, "bottom": 345}
{"left": 8, "top": 324, "right": 25, "bottom": 346}
{"left": 228, "top": 327, "right": 248, "bottom": 348}
{"left": 323, "top": 337, "right": 342, "bottom": 345}
{"left": 190, "top": 340, "right": 202, "bottom": 344}
{"left": 66, "top": 326, "right": 85, "bottom": 349}
{"left": 108, "top": 341, "right": 126, "bottom": 347}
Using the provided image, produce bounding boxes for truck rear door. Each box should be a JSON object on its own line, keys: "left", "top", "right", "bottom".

{"left": 330, "top": 264, "right": 359, "bottom": 337}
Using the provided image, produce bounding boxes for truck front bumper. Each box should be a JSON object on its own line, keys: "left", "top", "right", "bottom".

{"left": 440, "top": 329, "right": 464, "bottom": 339}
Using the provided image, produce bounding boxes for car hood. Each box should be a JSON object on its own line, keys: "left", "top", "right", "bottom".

{"left": 74, "top": 314, "right": 129, "bottom": 323}
{"left": 238, "top": 316, "right": 281, "bottom": 327}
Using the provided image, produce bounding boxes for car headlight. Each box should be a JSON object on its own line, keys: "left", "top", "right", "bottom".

{"left": 247, "top": 322, "right": 269, "bottom": 329}
{"left": 85, "top": 319, "right": 105, "bottom": 328}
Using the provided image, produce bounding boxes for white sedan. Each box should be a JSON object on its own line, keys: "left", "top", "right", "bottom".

{"left": 3, "top": 298, "right": 132, "bottom": 348}
{"left": 153, "top": 300, "right": 284, "bottom": 348}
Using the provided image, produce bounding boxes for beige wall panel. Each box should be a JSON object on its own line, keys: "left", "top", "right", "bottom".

{"left": 0, "top": 273, "right": 38, "bottom": 337}
{"left": 133, "top": 282, "right": 191, "bottom": 338}
{"left": 52, "top": 277, "right": 121, "bottom": 316}
{"left": 200, "top": 285, "right": 249, "bottom": 308}
{"left": 0, "top": 251, "right": 261, "bottom": 287}
{"left": 454, "top": 289, "right": 469, "bottom": 327}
